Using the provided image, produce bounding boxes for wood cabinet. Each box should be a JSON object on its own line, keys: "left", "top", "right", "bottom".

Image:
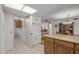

{"left": 55, "top": 40, "right": 74, "bottom": 54}
{"left": 75, "top": 44, "right": 79, "bottom": 53}
{"left": 43, "top": 36, "right": 77, "bottom": 54}
{"left": 55, "top": 43, "right": 74, "bottom": 54}
{"left": 44, "top": 37, "right": 55, "bottom": 54}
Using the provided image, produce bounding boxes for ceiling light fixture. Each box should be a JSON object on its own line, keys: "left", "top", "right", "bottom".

{"left": 22, "top": 5, "right": 37, "bottom": 14}
{"left": 4, "top": 4, "right": 24, "bottom": 11}
{"left": 4, "top": 4, "right": 37, "bottom": 14}
{"left": 62, "top": 21, "right": 73, "bottom": 24}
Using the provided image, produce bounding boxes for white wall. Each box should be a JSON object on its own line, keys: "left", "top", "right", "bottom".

{"left": 4, "top": 12, "right": 14, "bottom": 50}
{"left": 26, "top": 16, "right": 41, "bottom": 47}
{"left": 0, "top": 5, "right": 14, "bottom": 53}
{"left": 0, "top": 5, "right": 6, "bottom": 53}
{"left": 74, "top": 19, "right": 79, "bottom": 35}
{"left": 48, "top": 23, "right": 53, "bottom": 35}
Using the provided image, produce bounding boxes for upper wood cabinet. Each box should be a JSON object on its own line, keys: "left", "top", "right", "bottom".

{"left": 16, "top": 20, "right": 22, "bottom": 28}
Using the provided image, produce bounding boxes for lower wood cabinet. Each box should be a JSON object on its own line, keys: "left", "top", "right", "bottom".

{"left": 75, "top": 44, "right": 79, "bottom": 54}
{"left": 55, "top": 43, "right": 74, "bottom": 54}
{"left": 55, "top": 40, "right": 74, "bottom": 54}
{"left": 43, "top": 37, "right": 77, "bottom": 54}
{"left": 75, "top": 50, "right": 79, "bottom": 53}
{"left": 44, "top": 37, "right": 55, "bottom": 54}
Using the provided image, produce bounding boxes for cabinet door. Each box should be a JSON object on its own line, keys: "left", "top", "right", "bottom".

{"left": 55, "top": 43, "right": 74, "bottom": 54}
{"left": 55, "top": 40, "right": 74, "bottom": 54}
{"left": 75, "top": 44, "right": 79, "bottom": 54}
{"left": 75, "top": 50, "right": 79, "bottom": 54}
{"left": 44, "top": 37, "right": 54, "bottom": 54}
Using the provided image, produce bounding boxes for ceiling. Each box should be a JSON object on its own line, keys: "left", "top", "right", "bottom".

{"left": 2, "top": 4, "right": 79, "bottom": 20}
{"left": 2, "top": 5, "right": 30, "bottom": 18}
{"left": 27, "top": 4, "right": 79, "bottom": 19}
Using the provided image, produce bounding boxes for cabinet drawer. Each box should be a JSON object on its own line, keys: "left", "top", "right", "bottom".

{"left": 55, "top": 39, "right": 74, "bottom": 48}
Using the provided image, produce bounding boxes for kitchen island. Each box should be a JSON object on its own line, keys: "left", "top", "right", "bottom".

{"left": 43, "top": 34, "right": 79, "bottom": 54}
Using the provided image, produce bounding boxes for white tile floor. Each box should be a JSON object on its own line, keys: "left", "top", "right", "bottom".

{"left": 7, "top": 37, "right": 44, "bottom": 54}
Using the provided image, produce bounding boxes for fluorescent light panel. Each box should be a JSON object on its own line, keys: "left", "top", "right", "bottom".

{"left": 23, "top": 5, "right": 37, "bottom": 14}
{"left": 4, "top": 4, "right": 24, "bottom": 11}
{"left": 4, "top": 4, "right": 37, "bottom": 14}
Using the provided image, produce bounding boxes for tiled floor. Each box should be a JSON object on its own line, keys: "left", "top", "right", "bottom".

{"left": 7, "top": 37, "right": 44, "bottom": 54}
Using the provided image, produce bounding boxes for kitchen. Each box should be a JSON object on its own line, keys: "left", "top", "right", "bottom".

{"left": 1, "top": 4, "right": 79, "bottom": 54}
{"left": 42, "top": 14, "right": 79, "bottom": 54}
{"left": 1, "top": 0, "right": 79, "bottom": 59}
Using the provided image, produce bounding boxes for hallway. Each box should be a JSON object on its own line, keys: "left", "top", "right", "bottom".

{"left": 7, "top": 37, "right": 44, "bottom": 54}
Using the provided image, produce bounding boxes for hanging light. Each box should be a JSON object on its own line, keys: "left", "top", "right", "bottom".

{"left": 62, "top": 14, "right": 73, "bottom": 24}
{"left": 62, "top": 21, "right": 73, "bottom": 24}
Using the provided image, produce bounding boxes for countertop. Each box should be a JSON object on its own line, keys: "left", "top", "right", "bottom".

{"left": 43, "top": 34, "right": 79, "bottom": 44}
